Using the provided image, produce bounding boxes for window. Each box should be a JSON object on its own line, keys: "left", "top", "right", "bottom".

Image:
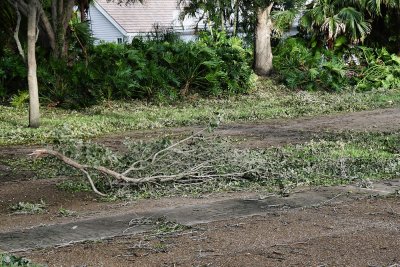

{"left": 117, "top": 37, "right": 123, "bottom": 44}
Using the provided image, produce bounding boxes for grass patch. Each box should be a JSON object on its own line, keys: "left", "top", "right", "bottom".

{"left": 1, "top": 80, "right": 399, "bottom": 146}
{"left": 57, "top": 180, "right": 92, "bottom": 193}
{"left": 329, "top": 145, "right": 394, "bottom": 159}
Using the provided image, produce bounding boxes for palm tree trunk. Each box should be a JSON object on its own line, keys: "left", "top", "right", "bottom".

{"left": 27, "top": 0, "right": 40, "bottom": 128}
{"left": 254, "top": 2, "right": 274, "bottom": 76}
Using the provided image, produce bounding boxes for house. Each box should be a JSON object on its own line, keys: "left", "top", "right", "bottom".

{"left": 88, "top": 0, "right": 201, "bottom": 43}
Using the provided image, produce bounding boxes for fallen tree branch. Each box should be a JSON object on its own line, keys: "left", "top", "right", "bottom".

{"left": 30, "top": 149, "right": 106, "bottom": 196}
{"left": 29, "top": 128, "right": 251, "bottom": 196}
{"left": 30, "top": 147, "right": 248, "bottom": 196}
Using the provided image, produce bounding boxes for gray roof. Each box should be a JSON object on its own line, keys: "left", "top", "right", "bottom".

{"left": 95, "top": 0, "right": 184, "bottom": 33}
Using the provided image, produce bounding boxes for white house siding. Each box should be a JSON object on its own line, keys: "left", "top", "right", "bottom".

{"left": 94, "top": 0, "right": 181, "bottom": 33}
{"left": 89, "top": 0, "right": 203, "bottom": 43}
{"left": 88, "top": 5, "right": 125, "bottom": 43}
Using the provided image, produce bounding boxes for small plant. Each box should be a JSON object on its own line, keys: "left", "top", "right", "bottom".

{"left": 58, "top": 208, "right": 76, "bottom": 217}
{"left": 1, "top": 254, "right": 40, "bottom": 267}
{"left": 153, "top": 216, "right": 190, "bottom": 235}
{"left": 10, "top": 91, "right": 29, "bottom": 108}
{"left": 152, "top": 242, "right": 167, "bottom": 252}
{"left": 10, "top": 200, "right": 47, "bottom": 215}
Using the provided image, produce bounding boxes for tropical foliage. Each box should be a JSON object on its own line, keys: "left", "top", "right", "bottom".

{"left": 0, "top": 0, "right": 400, "bottom": 109}
{"left": 301, "top": 0, "right": 371, "bottom": 47}
{"left": 1, "top": 32, "right": 254, "bottom": 107}
{"left": 301, "top": 0, "right": 400, "bottom": 51}
{"left": 274, "top": 37, "right": 400, "bottom": 91}
{"left": 274, "top": 38, "right": 351, "bottom": 91}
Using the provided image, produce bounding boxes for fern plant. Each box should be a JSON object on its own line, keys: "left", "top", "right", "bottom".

{"left": 10, "top": 91, "right": 29, "bottom": 108}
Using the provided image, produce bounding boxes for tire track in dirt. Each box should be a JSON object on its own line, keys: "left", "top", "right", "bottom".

{"left": 99, "top": 108, "right": 400, "bottom": 149}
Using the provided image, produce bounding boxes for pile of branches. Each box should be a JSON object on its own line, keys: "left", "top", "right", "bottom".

{"left": 30, "top": 130, "right": 400, "bottom": 197}
{"left": 31, "top": 129, "right": 260, "bottom": 196}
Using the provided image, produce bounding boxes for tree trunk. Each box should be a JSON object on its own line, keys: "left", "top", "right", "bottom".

{"left": 13, "top": 3, "right": 26, "bottom": 62}
{"left": 220, "top": 0, "right": 225, "bottom": 31}
{"left": 27, "top": 0, "right": 40, "bottom": 128}
{"left": 232, "top": 0, "right": 239, "bottom": 36}
{"left": 254, "top": 3, "right": 274, "bottom": 76}
{"left": 53, "top": 0, "right": 75, "bottom": 58}
{"left": 79, "top": 0, "right": 87, "bottom": 22}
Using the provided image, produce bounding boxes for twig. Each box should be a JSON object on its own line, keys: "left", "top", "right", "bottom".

{"left": 311, "top": 192, "right": 345, "bottom": 208}
{"left": 384, "top": 200, "right": 400, "bottom": 216}
{"left": 271, "top": 238, "right": 311, "bottom": 247}
{"left": 122, "top": 128, "right": 207, "bottom": 176}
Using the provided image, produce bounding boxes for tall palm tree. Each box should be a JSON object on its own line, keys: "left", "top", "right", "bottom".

{"left": 301, "top": 0, "right": 371, "bottom": 48}
{"left": 360, "top": 0, "right": 400, "bottom": 16}
{"left": 360, "top": 0, "right": 400, "bottom": 51}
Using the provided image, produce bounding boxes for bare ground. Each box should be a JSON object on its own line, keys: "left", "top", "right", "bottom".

{"left": 22, "top": 197, "right": 400, "bottom": 267}
{"left": 0, "top": 108, "right": 400, "bottom": 266}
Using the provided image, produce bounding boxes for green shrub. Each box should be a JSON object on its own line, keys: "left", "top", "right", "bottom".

{"left": 274, "top": 37, "right": 400, "bottom": 92}
{"left": 199, "top": 31, "right": 255, "bottom": 95}
{"left": 10, "top": 91, "right": 29, "bottom": 108}
{"left": 37, "top": 58, "right": 98, "bottom": 108}
{"left": 273, "top": 37, "right": 350, "bottom": 91}
{"left": 355, "top": 47, "right": 400, "bottom": 90}
{"left": 0, "top": 49, "right": 26, "bottom": 100}
{"left": 31, "top": 33, "right": 254, "bottom": 107}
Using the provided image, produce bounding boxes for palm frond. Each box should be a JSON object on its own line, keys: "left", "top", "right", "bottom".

{"left": 272, "top": 9, "right": 296, "bottom": 36}
{"left": 338, "top": 7, "right": 371, "bottom": 42}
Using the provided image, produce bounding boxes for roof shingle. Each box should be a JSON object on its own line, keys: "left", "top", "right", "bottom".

{"left": 95, "top": 0, "right": 184, "bottom": 33}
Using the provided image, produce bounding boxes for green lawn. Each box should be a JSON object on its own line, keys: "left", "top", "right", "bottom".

{"left": 1, "top": 80, "right": 400, "bottom": 146}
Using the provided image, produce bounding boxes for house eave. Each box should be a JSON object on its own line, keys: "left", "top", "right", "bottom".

{"left": 93, "top": 1, "right": 128, "bottom": 36}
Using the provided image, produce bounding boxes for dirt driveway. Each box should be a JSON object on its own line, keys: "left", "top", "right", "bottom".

{"left": 0, "top": 108, "right": 400, "bottom": 266}
{"left": 23, "top": 196, "right": 400, "bottom": 267}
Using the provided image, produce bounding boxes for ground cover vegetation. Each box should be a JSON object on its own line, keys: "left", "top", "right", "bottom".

{"left": 1, "top": 3, "right": 400, "bottom": 266}
{"left": 1, "top": 82, "right": 399, "bottom": 145}
{"left": 10, "top": 200, "right": 47, "bottom": 215}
